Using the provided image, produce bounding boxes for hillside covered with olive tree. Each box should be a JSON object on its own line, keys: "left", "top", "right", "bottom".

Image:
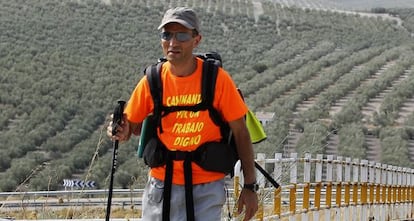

{"left": 1, "top": 0, "right": 414, "bottom": 191}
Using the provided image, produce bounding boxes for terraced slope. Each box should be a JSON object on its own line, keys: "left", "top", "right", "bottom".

{"left": 328, "top": 60, "right": 397, "bottom": 118}
{"left": 325, "top": 133, "right": 339, "bottom": 156}
{"left": 279, "top": 45, "right": 414, "bottom": 162}
{"left": 1, "top": 0, "right": 414, "bottom": 191}
{"left": 271, "top": 0, "right": 414, "bottom": 10}
{"left": 397, "top": 96, "right": 414, "bottom": 125}
{"left": 280, "top": 47, "right": 388, "bottom": 152}
{"left": 361, "top": 67, "right": 411, "bottom": 124}
{"left": 408, "top": 140, "right": 414, "bottom": 162}
{"left": 365, "top": 135, "right": 381, "bottom": 162}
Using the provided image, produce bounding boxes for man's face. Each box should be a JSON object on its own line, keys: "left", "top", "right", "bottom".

{"left": 161, "top": 23, "right": 201, "bottom": 65}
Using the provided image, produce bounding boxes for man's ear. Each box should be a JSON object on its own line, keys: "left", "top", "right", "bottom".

{"left": 193, "top": 35, "right": 202, "bottom": 48}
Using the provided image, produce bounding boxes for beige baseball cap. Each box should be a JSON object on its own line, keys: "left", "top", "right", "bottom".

{"left": 158, "top": 7, "right": 200, "bottom": 32}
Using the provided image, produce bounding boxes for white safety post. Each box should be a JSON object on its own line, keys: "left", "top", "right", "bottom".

{"left": 374, "top": 162, "right": 382, "bottom": 221}
{"left": 344, "top": 157, "right": 351, "bottom": 221}
{"left": 257, "top": 153, "right": 266, "bottom": 187}
{"left": 273, "top": 153, "right": 283, "bottom": 218}
{"left": 408, "top": 169, "right": 414, "bottom": 218}
{"left": 368, "top": 161, "right": 376, "bottom": 220}
{"left": 360, "top": 159, "right": 368, "bottom": 221}
{"left": 234, "top": 160, "right": 242, "bottom": 200}
{"left": 313, "top": 154, "right": 323, "bottom": 221}
{"left": 409, "top": 168, "right": 414, "bottom": 219}
{"left": 381, "top": 164, "right": 389, "bottom": 221}
{"left": 392, "top": 166, "right": 398, "bottom": 219}
{"left": 302, "top": 153, "right": 311, "bottom": 221}
{"left": 289, "top": 153, "right": 297, "bottom": 221}
{"left": 274, "top": 153, "right": 283, "bottom": 185}
{"left": 352, "top": 158, "right": 360, "bottom": 221}
{"left": 397, "top": 166, "right": 403, "bottom": 219}
{"left": 273, "top": 153, "right": 283, "bottom": 219}
{"left": 387, "top": 165, "right": 394, "bottom": 219}
{"left": 335, "top": 156, "right": 343, "bottom": 221}
{"left": 325, "top": 155, "right": 333, "bottom": 221}
{"left": 256, "top": 153, "right": 266, "bottom": 220}
{"left": 402, "top": 167, "right": 408, "bottom": 219}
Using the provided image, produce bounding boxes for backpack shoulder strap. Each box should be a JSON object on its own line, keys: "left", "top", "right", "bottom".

{"left": 146, "top": 62, "right": 163, "bottom": 102}
{"left": 145, "top": 62, "right": 164, "bottom": 133}
{"left": 201, "top": 59, "right": 218, "bottom": 107}
{"left": 201, "top": 59, "right": 228, "bottom": 132}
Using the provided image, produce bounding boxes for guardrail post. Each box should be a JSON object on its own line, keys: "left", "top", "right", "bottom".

{"left": 352, "top": 158, "right": 360, "bottom": 221}
{"left": 409, "top": 168, "right": 414, "bottom": 218}
{"left": 369, "top": 161, "right": 375, "bottom": 204}
{"left": 302, "top": 153, "right": 311, "bottom": 221}
{"left": 387, "top": 165, "right": 394, "bottom": 219}
{"left": 335, "top": 156, "right": 343, "bottom": 221}
{"left": 402, "top": 167, "right": 409, "bottom": 219}
{"left": 344, "top": 157, "right": 351, "bottom": 221}
{"left": 393, "top": 166, "right": 398, "bottom": 219}
{"left": 325, "top": 155, "right": 333, "bottom": 221}
{"left": 257, "top": 153, "right": 266, "bottom": 187}
{"left": 381, "top": 164, "right": 388, "bottom": 221}
{"left": 233, "top": 159, "right": 242, "bottom": 218}
{"left": 409, "top": 168, "right": 413, "bottom": 218}
{"left": 256, "top": 153, "right": 266, "bottom": 221}
{"left": 406, "top": 168, "right": 410, "bottom": 215}
{"left": 374, "top": 162, "right": 382, "bottom": 221}
{"left": 361, "top": 159, "right": 368, "bottom": 221}
{"left": 368, "top": 161, "right": 375, "bottom": 220}
{"left": 397, "top": 166, "right": 403, "bottom": 219}
{"left": 410, "top": 168, "right": 414, "bottom": 218}
{"left": 289, "top": 152, "right": 297, "bottom": 221}
{"left": 314, "top": 154, "right": 323, "bottom": 221}
{"left": 273, "top": 153, "right": 282, "bottom": 218}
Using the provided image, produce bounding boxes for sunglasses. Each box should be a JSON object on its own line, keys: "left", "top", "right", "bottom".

{"left": 160, "top": 32, "right": 193, "bottom": 42}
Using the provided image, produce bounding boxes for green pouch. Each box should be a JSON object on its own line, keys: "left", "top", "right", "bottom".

{"left": 246, "top": 110, "right": 267, "bottom": 144}
{"left": 137, "top": 115, "right": 157, "bottom": 158}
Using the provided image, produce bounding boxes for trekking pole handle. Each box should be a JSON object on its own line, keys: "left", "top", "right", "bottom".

{"left": 112, "top": 100, "right": 126, "bottom": 136}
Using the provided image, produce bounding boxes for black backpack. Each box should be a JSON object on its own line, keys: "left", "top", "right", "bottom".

{"left": 139, "top": 52, "right": 240, "bottom": 221}
{"left": 136, "top": 52, "right": 279, "bottom": 221}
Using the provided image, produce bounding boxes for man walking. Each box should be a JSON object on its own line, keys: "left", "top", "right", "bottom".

{"left": 108, "top": 7, "right": 258, "bottom": 221}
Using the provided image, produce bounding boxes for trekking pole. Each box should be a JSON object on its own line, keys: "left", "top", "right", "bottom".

{"left": 106, "top": 100, "right": 126, "bottom": 221}
{"left": 254, "top": 162, "right": 280, "bottom": 188}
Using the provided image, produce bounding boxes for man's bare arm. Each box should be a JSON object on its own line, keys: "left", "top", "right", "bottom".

{"left": 229, "top": 117, "right": 258, "bottom": 221}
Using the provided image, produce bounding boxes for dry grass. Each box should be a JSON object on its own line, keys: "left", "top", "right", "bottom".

{"left": 0, "top": 207, "right": 141, "bottom": 219}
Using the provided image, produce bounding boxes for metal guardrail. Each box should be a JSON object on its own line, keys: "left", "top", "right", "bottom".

{"left": 0, "top": 189, "right": 145, "bottom": 210}
{"left": 0, "top": 188, "right": 144, "bottom": 198}
{"left": 2, "top": 152, "right": 414, "bottom": 221}
{"left": 234, "top": 153, "right": 414, "bottom": 221}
